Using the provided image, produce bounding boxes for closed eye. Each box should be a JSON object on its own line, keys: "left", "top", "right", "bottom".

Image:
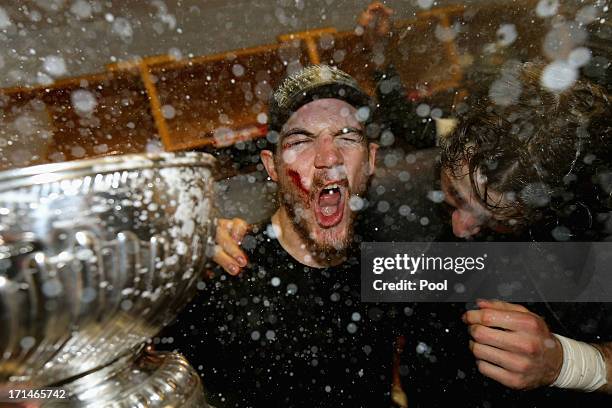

{"left": 339, "top": 134, "right": 362, "bottom": 143}
{"left": 336, "top": 127, "right": 364, "bottom": 144}
{"left": 282, "top": 135, "right": 313, "bottom": 149}
{"left": 447, "top": 186, "right": 465, "bottom": 207}
{"left": 280, "top": 128, "right": 315, "bottom": 149}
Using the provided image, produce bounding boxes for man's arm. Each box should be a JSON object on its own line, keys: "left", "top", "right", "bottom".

{"left": 463, "top": 299, "right": 610, "bottom": 393}
{"left": 357, "top": 1, "right": 393, "bottom": 50}
{"left": 593, "top": 343, "right": 612, "bottom": 393}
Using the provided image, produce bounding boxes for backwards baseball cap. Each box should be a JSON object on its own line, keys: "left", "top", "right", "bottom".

{"left": 268, "top": 65, "right": 372, "bottom": 133}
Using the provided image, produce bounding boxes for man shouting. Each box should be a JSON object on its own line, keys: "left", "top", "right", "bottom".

{"left": 164, "top": 65, "right": 412, "bottom": 408}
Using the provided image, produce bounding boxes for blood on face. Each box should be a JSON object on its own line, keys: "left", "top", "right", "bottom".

{"left": 287, "top": 169, "right": 309, "bottom": 196}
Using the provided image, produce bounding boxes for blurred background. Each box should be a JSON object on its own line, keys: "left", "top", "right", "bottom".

{"left": 0, "top": 0, "right": 610, "bottom": 226}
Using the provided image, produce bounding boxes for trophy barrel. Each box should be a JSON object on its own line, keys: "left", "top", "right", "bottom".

{"left": 0, "top": 152, "right": 216, "bottom": 389}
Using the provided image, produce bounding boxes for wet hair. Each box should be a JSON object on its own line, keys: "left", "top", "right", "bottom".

{"left": 441, "top": 62, "right": 611, "bottom": 227}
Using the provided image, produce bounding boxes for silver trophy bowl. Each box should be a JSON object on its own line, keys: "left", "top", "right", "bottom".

{"left": 0, "top": 152, "right": 216, "bottom": 406}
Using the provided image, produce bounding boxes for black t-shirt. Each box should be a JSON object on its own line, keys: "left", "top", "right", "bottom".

{"left": 165, "top": 222, "right": 401, "bottom": 407}
{"left": 163, "top": 216, "right": 612, "bottom": 407}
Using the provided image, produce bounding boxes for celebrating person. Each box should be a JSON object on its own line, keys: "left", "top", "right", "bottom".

{"left": 161, "top": 65, "right": 427, "bottom": 407}
{"left": 356, "top": 2, "right": 612, "bottom": 401}
{"left": 438, "top": 63, "right": 612, "bottom": 395}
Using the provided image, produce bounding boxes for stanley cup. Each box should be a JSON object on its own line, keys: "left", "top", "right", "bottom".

{"left": 0, "top": 152, "right": 217, "bottom": 407}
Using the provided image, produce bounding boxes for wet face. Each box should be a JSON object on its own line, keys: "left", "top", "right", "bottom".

{"left": 440, "top": 163, "right": 518, "bottom": 239}
{"left": 262, "top": 98, "right": 377, "bottom": 252}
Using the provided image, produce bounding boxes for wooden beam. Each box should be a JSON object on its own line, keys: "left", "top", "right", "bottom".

{"left": 278, "top": 28, "right": 338, "bottom": 65}
{"left": 137, "top": 62, "right": 172, "bottom": 150}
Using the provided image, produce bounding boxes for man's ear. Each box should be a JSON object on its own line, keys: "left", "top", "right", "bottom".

{"left": 367, "top": 143, "right": 378, "bottom": 176}
{"left": 260, "top": 150, "right": 279, "bottom": 181}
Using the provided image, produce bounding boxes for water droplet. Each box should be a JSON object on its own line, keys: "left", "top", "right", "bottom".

{"left": 168, "top": 47, "right": 182, "bottom": 60}
{"left": 286, "top": 283, "right": 298, "bottom": 295}
{"left": 575, "top": 5, "right": 599, "bottom": 24}
{"left": 399, "top": 205, "right": 411, "bottom": 216}
{"left": 380, "top": 130, "right": 395, "bottom": 146}
{"left": 112, "top": 17, "right": 133, "bottom": 41}
{"left": 281, "top": 149, "right": 297, "bottom": 164}
{"left": 71, "top": 146, "right": 86, "bottom": 158}
{"left": 416, "top": 341, "right": 430, "bottom": 354}
{"left": 377, "top": 201, "right": 390, "bottom": 213}
{"left": 416, "top": 104, "right": 430, "bottom": 117}
{"left": 427, "top": 190, "right": 445, "bottom": 203}
{"left": 355, "top": 106, "right": 371, "bottom": 122}
{"left": 161, "top": 104, "right": 176, "bottom": 119}
{"left": 417, "top": 0, "right": 435, "bottom": 10}
{"left": 551, "top": 225, "right": 572, "bottom": 241}
{"left": 435, "top": 23, "right": 459, "bottom": 42}
{"left": 349, "top": 195, "right": 365, "bottom": 211}
{"left": 543, "top": 22, "right": 588, "bottom": 61}
{"left": 568, "top": 47, "right": 591, "bottom": 68}
{"left": 42, "top": 280, "right": 63, "bottom": 297}
{"left": 489, "top": 76, "right": 522, "bottom": 106}
{"left": 496, "top": 24, "right": 517, "bottom": 47}
{"left": 70, "top": 0, "right": 93, "bottom": 19}
{"left": 71, "top": 89, "right": 97, "bottom": 115}
{"left": 541, "top": 61, "right": 577, "bottom": 92}
{"left": 536, "top": 0, "right": 559, "bottom": 18}
{"left": 257, "top": 112, "right": 268, "bottom": 124}
{"left": 232, "top": 64, "right": 245, "bottom": 77}
{"left": 43, "top": 55, "right": 67, "bottom": 77}
{"left": 20, "top": 336, "right": 35, "bottom": 350}
{"left": 120, "top": 299, "right": 133, "bottom": 311}
{"left": 82, "top": 287, "right": 96, "bottom": 303}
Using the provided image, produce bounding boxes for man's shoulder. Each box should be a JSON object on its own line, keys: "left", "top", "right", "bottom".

{"left": 241, "top": 221, "right": 290, "bottom": 262}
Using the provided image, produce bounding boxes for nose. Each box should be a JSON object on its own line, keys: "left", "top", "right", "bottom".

{"left": 314, "top": 134, "right": 343, "bottom": 169}
{"left": 452, "top": 209, "right": 482, "bottom": 238}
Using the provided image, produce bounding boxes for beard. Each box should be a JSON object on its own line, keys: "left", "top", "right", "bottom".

{"left": 278, "top": 169, "right": 368, "bottom": 257}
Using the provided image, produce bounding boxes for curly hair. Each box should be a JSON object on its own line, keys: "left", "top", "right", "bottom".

{"left": 440, "top": 62, "right": 611, "bottom": 227}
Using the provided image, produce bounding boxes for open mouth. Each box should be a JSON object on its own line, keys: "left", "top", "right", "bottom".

{"left": 314, "top": 182, "right": 346, "bottom": 228}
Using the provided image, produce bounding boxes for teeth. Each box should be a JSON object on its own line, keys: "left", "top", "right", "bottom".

{"left": 323, "top": 183, "right": 340, "bottom": 192}
{"left": 321, "top": 206, "right": 335, "bottom": 216}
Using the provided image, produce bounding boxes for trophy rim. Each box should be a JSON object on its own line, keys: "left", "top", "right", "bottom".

{"left": 0, "top": 152, "right": 217, "bottom": 191}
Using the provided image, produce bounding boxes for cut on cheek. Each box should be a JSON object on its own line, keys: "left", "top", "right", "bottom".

{"left": 287, "top": 169, "right": 309, "bottom": 196}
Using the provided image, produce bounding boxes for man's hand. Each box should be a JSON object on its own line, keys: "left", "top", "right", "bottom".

{"left": 357, "top": 2, "right": 393, "bottom": 50}
{"left": 212, "top": 218, "right": 249, "bottom": 276}
{"left": 463, "top": 299, "right": 563, "bottom": 390}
